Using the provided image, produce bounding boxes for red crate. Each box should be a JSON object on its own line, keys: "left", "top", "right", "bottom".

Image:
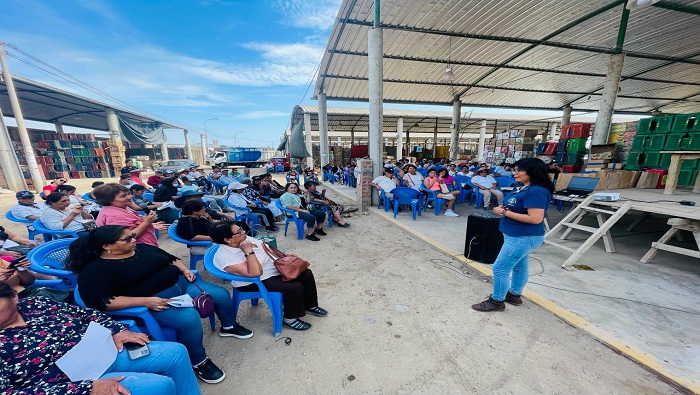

{"left": 542, "top": 142, "right": 557, "bottom": 155}
{"left": 560, "top": 124, "right": 591, "bottom": 139}
{"left": 561, "top": 165, "right": 581, "bottom": 173}
{"left": 645, "top": 169, "right": 667, "bottom": 189}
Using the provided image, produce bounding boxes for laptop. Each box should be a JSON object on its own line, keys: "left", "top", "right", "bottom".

{"left": 556, "top": 176, "right": 600, "bottom": 197}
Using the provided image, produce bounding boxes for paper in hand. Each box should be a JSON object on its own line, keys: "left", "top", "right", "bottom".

{"left": 56, "top": 322, "right": 117, "bottom": 381}
{"left": 167, "top": 294, "right": 194, "bottom": 308}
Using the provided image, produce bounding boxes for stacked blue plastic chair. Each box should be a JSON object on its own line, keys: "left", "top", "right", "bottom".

{"left": 32, "top": 219, "right": 79, "bottom": 242}
{"left": 167, "top": 223, "right": 211, "bottom": 270}
{"left": 5, "top": 211, "right": 41, "bottom": 240}
{"left": 420, "top": 185, "right": 446, "bottom": 216}
{"left": 275, "top": 199, "right": 305, "bottom": 240}
{"left": 203, "top": 245, "right": 283, "bottom": 336}
{"left": 26, "top": 238, "right": 78, "bottom": 289}
{"left": 391, "top": 187, "right": 422, "bottom": 220}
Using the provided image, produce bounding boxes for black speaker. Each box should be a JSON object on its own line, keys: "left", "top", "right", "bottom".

{"left": 465, "top": 212, "right": 504, "bottom": 264}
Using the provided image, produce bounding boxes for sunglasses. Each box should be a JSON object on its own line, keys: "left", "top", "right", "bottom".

{"left": 58, "top": 179, "right": 67, "bottom": 182}
{"left": 117, "top": 233, "right": 137, "bottom": 242}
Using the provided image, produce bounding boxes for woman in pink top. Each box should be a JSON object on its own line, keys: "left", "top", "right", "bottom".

{"left": 93, "top": 184, "right": 168, "bottom": 247}
{"left": 423, "top": 168, "right": 460, "bottom": 217}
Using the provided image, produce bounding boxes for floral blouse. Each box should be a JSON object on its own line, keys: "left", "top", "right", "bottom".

{"left": 0, "top": 297, "right": 126, "bottom": 394}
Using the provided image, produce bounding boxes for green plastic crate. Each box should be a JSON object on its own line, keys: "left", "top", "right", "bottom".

{"left": 663, "top": 133, "right": 689, "bottom": 151}
{"left": 681, "top": 159, "right": 698, "bottom": 171}
{"left": 637, "top": 118, "right": 652, "bottom": 134}
{"left": 567, "top": 138, "right": 587, "bottom": 152}
{"left": 625, "top": 150, "right": 644, "bottom": 170}
{"left": 688, "top": 134, "right": 700, "bottom": 150}
{"left": 659, "top": 153, "right": 671, "bottom": 168}
{"left": 644, "top": 134, "right": 667, "bottom": 150}
{"left": 671, "top": 114, "right": 698, "bottom": 132}
{"left": 643, "top": 151, "right": 661, "bottom": 167}
{"left": 651, "top": 115, "right": 675, "bottom": 134}
{"left": 631, "top": 136, "right": 647, "bottom": 150}
{"left": 564, "top": 152, "right": 583, "bottom": 165}
{"left": 678, "top": 171, "right": 696, "bottom": 187}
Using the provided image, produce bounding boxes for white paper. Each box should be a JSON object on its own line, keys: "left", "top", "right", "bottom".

{"left": 167, "top": 294, "right": 194, "bottom": 307}
{"left": 56, "top": 322, "right": 117, "bottom": 381}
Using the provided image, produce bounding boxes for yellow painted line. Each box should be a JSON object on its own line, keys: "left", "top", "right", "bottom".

{"left": 375, "top": 210, "right": 699, "bottom": 394}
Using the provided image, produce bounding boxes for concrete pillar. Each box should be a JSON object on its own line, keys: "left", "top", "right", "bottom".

{"left": 184, "top": 129, "right": 193, "bottom": 160}
{"left": 549, "top": 122, "right": 557, "bottom": 142}
{"left": 368, "top": 25, "right": 384, "bottom": 180}
{"left": 318, "top": 92, "right": 329, "bottom": 168}
{"left": 54, "top": 121, "right": 65, "bottom": 134}
{"left": 200, "top": 133, "right": 207, "bottom": 159}
{"left": 355, "top": 158, "right": 373, "bottom": 211}
{"left": 396, "top": 117, "right": 404, "bottom": 160}
{"left": 106, "top": 109, "right": 121, "bottom": 143}
{"left": 303, "top": 113, "right": 314, "bottom": 168}
{"left": 0, "top": 107, "right": 27, "bottom": 191}
{"left": 0, "top": 45, "right": 44, "bottom": 191}
{"left": 593, "top": 53, "right": 625, "bottom": 146}
{"left": 161, "top": 143, "right": 170, "bottom": 162}
{"left": 449, "top": 100, "right": 461, "bottom": 161}
{"left": 477, "top": 119, "right": 487, "bottom": 161}
{"left": 561, "top": 106, "right": 572, "bottom": 127}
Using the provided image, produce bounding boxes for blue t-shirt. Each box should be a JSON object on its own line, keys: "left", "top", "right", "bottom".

{"left": 499, "top": 185, "right": 551, "bottom": 236}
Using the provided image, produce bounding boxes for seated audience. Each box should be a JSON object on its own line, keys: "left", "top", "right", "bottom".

{"left": 259, "top": 174, "right": 284, "bottom": 198}
{"left": 0, "top": 256, "right": 67, "bottom": 301}
{"left": 67, "top": 226, "right": 254, "bottom": 384}
{"left": 238, "top": 168, "right": 252, "bottom": 184}
{"left": 0, "top": 281, "right": 201, "bottom": 394}
{"left": 471, "top": 169, "right": 504, "bottom": 210}
{"left": 147, "top": 170, "right": 164, "bottom": 188}
{"left": 241, "top": 176, "right": 283, "bottom": 221}
{"left": 286, "top": 170, "right": 299, "bottom": 184}
{"left": 279, "top": 183, "right": 326, "bottom": 241}
{"left": 130, "top": 184, "right": 162, "bottom": 212}
{"left": 304, "top": 180, "right": 350, "bottom": 227}
{"left": 10, "top": 190, "right": 44, "bottom": 222}
{"left": 370, "top": 168, "right": 400, "bottom": 199}
{"left": 493, "top": 162, "right": 513, "bottom": 177}
{"left": 423, "top": 168, "right": 460, "bottom": 217}
{"left": 402, "top": 164, "right": 424, "bottom": 191}
{"left": 120, "top": 158, "right": 138, "bottom": 174}
{"left": 41, "top": 177, "right": 67, "bottom": 197}
{"left": 226, "top": 182, "right": 279, "bottom": 232}
{"left": 211, "top": 221, "right": 327, "bottom": 331}
{"left": 0, "top": 225, "right": 39, "bottom": 256}
{"left": 40, "top": 192, "right": 94, "bottom": 236}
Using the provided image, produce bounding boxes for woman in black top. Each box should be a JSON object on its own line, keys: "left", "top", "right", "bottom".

{"left": 66, "top": 226, "right": 253, "bottom": 384}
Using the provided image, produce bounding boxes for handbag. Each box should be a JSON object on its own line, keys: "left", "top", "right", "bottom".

{"left": 440, "top": 183, "right": 451, "bottom": 194}
{"left": 190, "top": 281, "right": 215, "bottom": 318}
{"left": 77, "top": 219, "right": 97, "bottom": 231}
{"left": 262, "top": 242, "right": 310, "bottom": 281}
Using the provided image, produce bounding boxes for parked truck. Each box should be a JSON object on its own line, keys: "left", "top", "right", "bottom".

{"left": 205, "top": 147, "right": 265, "bottom": 168}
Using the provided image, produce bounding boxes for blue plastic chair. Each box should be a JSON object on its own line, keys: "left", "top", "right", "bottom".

{"left": 143, "top": 192, "right": 155, "bottom": 201}
{"left": 496, "top": 176, "right": 517, "bottom": 191}
{"left": 26, "top": 238, "right": 77, "bottom": 289}
{"left": 203, "top": 245, "right": 283, "bottom": 336}
{"left": 167, "top": 223, "right": 212, "bottom": 270}
{"left": 378, "top": 189, "right": 392, "bottom": 212}
{"left": 32, "top": 219, "right": 79, "bottom": 242}
{"left": 420, "top": 185, "right": 446, "bottom": 216}
{"left": 416, "top": 168, "right": 428, "bottom": 177}
{"left": 223, "top": 199, "right": 261, "bottom": 233}
{"left": 275, "top": 199, "right": 306, "bottom": 240}
{"left": 463, "top": 178, "right": 484, "bottom": 208}
{"left": 81, "top": 192, "right": 95, "bottom": 202}
{"left": 453, "top": 175, "right": 472, "bottom": 204}
{"left": 5, "top": 211, "right": 41, "bottom": 240}
{"left": 275, "top": 164, "right": 284, "bottom": 173}
{"left": 391, "top": 187, "right": 422, "bottom": 220}
{"left": 309, "top": 201, "right": 333, "bottom": 228}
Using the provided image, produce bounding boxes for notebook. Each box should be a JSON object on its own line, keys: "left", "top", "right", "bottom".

{"left": 556, "top": 176, "right": 600, "bottom": 197}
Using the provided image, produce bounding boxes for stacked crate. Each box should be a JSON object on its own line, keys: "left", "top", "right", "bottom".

{"left": 485, "top": 129, "right": 537, "bottom": 165}
{"left": 557, "top": 124, "right": 591, "bottom": 172}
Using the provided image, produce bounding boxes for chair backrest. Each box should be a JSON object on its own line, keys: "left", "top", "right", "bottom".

{"left": 203, "top": 244, "right": 268, "bottom": 286}
{"left": 167, "top": 223, "right": 212, "bottom": 246}
{"left": 496, "top": 177, "right": 517, "bottom": 189}
{"left": 275, "top": 198, "right": 299, "bottom": 219}
{"left": 5, "top": 211, "right": 32, "bottom": 224}
{"left": 82, "top": 192, "right": 95, "bottom": 202}
{"left": 391, "top": 187, "right": 422, "bottom": 204}
{"left": 32, "top": 219, "right": 79, "bottom": 239}
{"left": 416, "top": 168, "right": 428, "bottom": 177}
{"left": 454, "top": 175, "right": 470, "bottom": 186}
{"left": 26, "top": 238, "right": 76, "bottom": 286}
{"left": 143, "top": 192, "right": 155, "bottom": 201}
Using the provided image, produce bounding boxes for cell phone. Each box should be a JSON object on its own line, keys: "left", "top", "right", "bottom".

{"left": 6, "top": 256, "right": 26, "bottom": 270}
{"left": 124, "top": 342, "right": 150, "bottom": 360}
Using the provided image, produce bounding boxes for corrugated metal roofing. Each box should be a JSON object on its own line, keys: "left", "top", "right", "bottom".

{"left": 315, "top": 0, "right": 700, "bottom": 114}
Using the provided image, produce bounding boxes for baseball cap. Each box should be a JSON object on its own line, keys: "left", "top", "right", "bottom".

{"left": 304, "top": 180, "right": 319, "bottom": 189}
{"left": 16, "top": 190, "right": 34, "bottom": 199}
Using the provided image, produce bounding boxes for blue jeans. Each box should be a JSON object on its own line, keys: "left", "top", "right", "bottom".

{"left": 153, "top": 277, "right": 235, "bottom": 364}
{"left": 491, "top": 234, "right": 544, "bottom": 301}
{"left": 101, "top": 341, "right": 200, "bottom": 395}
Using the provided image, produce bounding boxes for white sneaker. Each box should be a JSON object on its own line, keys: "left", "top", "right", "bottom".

{"left": 444, "top": 210, "right": 459, "bottom": 217}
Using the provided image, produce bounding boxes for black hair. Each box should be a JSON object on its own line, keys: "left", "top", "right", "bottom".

{"left": 182, "top": 199, "right": 205, "bottom": 215}
{"left": 45, "top": 192, "right": 68, "bottom": 205}
{"left": 92, "top": 181, "right": 105, "bottom": 188}
{"left": 284, "top": 182, "right": 299, "bottom": 192}
{"left": 437, "top": 168, "right": 449, "bottom": 178}
{"left": 210, "top": 221, "right": 237, "bottom": 244}
{"left": 93, "top": 184, "right": 129, "bottom": 206}
{"left": 120, "top": 174, "right": 130, "bottom": 180}
{"left": 56, "top": 184, "right": 76, "bottom": 193}
{"left": 130, "top": 184, "right": 146, "bottom": 192}
{"left": 0, "top": 231, "right": 8, "bottom": 241}
{"left": 65, "top": 225, "right": 129, "bottom": 273}
{"left": 0, "top": 281, "right": 14, "bottom": 299}
{"left": 303, "top": 180, "right": 318, "bottom": 189}
{"left": 180, "top": 176, "right": 192, "bottom": 183}
{"left": 512, "top": 158, "right": 555, "bottom": 193}
{"left": 427, "top": 167, "right": 437, "bottom": 175}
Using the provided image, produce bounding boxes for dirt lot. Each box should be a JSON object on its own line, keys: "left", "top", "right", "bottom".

{"left": 0, "top": 173, "right": 683, "bottom": 394}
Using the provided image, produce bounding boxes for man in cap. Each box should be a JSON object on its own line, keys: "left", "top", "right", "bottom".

{"left": 10, "top": 191, "right": 44, "bottom": 222}
{"left": 226, "top": 181, "right": 279, "bottom": 232}
{"left": 238, "top": 168, "right": 252, "bottom": 184}
{"left": 218, "top": 169, "right": 236, "bottom": 186}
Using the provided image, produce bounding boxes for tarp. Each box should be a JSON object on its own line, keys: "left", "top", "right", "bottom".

{"left": 288, "top": 120, "right": 310, "bottom": 158}
{"left": 277, "top": 133, "right": 288, "bottom": 151}
{"left": 118, "top": 114, "right": 166, "bottom": 144}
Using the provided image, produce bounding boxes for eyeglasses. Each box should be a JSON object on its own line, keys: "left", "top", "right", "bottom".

{"left": 117, "top": 233, "right": 137, "bottom": 242}
{"left": 231, "top": 228, "right": 246, "bottom": 236}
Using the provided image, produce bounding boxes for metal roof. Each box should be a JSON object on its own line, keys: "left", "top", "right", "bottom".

{"left": 315, "top": 0, "right": 700, "bottom": 114}
{"left": 0, "top": 74, "right": 182, "bottom": 131}
{"left": 292, "top": 105, "right": 641, "bottom": 142}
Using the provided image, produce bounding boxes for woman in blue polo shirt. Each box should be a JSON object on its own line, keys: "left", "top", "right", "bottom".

{"left": 472, "top": 158, "right": 553, "bottom": 312}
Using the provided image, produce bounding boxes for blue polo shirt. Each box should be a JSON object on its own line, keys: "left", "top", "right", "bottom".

{"left": 500, "top": 185, "right": 551, "bottom": 236}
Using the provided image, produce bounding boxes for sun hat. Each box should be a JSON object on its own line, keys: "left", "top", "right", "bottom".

{"left": 227, "top": 181, "right": 248, "bottom": 191}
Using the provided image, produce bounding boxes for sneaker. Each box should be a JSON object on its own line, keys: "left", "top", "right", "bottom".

{"left": 283, "top": 318, "right": 312, "bottom": 330}
{"left": 471, "top": 296, "right": 506, "bottom": 312}
{"left": 306, "top": 306, "right": 328, "bottom": 317}
{"left": 314, "top": 228, "right": 327, "bottom": 236}
{"left": 275, "top": 221, "right": 285, "bottom": 225}
{"left": 483, "top": 205, "right": 491, "bottom": 211}
{"left": 219, "top": 323, "right": 254, "bottom": 339}
{"left": 306, "top": 234, "right": 321, "bottom": 241}
{"left": 193, "top": 358, "right": 226, "bottom": 384}
{"left": 335, "top": 223, "right": 350, "bottom": 227}
{"left": 504, "top": 291, "right": 523, "bottom": 306}
{"left": 267, "top": 227, "right": 280, "bottom": 233}
{"left": 444, "top": 210, "right": 459, "bottom": 217}
{"left": 427, "top": 204, "right": 434, "bottom": 209}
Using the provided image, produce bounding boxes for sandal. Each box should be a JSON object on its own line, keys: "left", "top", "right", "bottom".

{"left": 283, "top": 318, "right": 312, "bottom": 330}
{"left": 306, "top": 306, "right": 328, "bottom": 317}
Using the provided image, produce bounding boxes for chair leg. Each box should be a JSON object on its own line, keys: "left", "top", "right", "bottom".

{"left": 295, "top": 219, "right": 305, "bottom": 240}
{"left": 208, "top": 314, "right": 216, "bottom": 331}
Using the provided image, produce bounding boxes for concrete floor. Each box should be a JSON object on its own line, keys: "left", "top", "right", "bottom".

{"left": 328, "top": 181, "right": 700, "bottom": 391}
